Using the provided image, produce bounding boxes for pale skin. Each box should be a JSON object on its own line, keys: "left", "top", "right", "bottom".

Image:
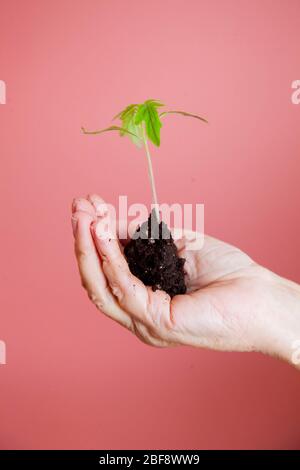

{"left": 71, "top": 194, "right": 300, "bottom": 369}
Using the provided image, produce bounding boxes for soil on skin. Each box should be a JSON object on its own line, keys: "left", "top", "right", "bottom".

{"left": 124, "top": 211, "right": 187, "bottom": 298}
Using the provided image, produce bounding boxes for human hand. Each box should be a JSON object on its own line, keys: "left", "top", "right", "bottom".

{"left": 71, "top": 195, "right": 300, "bottom": 367}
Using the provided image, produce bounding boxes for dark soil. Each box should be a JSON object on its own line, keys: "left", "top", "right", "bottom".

{"left": 124, "top": 211, "right": 187, "bottom": 298}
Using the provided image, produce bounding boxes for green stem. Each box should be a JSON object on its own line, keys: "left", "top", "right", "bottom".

{"left": 142, "top": 125, "right": 160, "bottom": 222}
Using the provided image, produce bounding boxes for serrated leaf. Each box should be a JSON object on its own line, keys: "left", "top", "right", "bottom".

{"left": 127, "top": 121, "right": 143, "bottom": 147}
{"left": 112, "top": 104, "right": 138, "bottom": 121}
{"left": 119, "top": 113, "right": 133, "bottom": 135}
{"left": 134, "top": 104, "right": 147, "bottom": 125}
{"left": 144, "top": 103, "right": 162, "bottom": 146}
{"left": 159, "top": 110, "right": 208, "bottom": 123}
{"left": 81, "top": 125, "right": 140, "bottom": 139}
{"left": 145, "top": 99, "right": 165, "bottom": 107}
{"left": 121, "top": 105, "right": 138, "bottom": 121}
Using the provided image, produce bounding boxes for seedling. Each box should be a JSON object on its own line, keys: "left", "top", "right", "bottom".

{"left": 82, "top": 99, "right": 207, "bottom": 221}
{"left": 82, "top": 99, "right": 207, "bottom": 297}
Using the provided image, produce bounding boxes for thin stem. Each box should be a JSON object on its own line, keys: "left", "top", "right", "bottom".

{"left": 142, "top": 125, "right": 160, "bottom": 222}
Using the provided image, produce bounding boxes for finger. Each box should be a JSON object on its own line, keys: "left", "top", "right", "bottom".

{"left": 91, "top": 213, "right": 150, "bottom": 324}
{"left": 72, "top": 197, "right": 96, "bottom": 218}
{"left": 87, "top": 194, "right": 137, "bottom": 246}
{"left": 87, "top": 194, "right": 129, "bottom": 242}
{"left": 72, "top": 210, "right": 108, "bottom": 294}
{"left": 72, "top": 210, "right": 132, "bottom": 329}
{"left": 88, "top": 195, "right": 172, "bottom": 329}
{"left": 87, "top": 193, "right": 109, "bottom": 217}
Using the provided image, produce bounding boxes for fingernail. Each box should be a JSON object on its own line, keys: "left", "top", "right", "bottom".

{"left": 72, "top": 198, "right": 85, "bottom": 213}
{"left": 71, "top": 215, "right": 78, "bottom": 236}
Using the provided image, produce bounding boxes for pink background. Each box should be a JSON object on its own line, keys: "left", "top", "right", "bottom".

{"left": 1, "top": 0, "right": 300, "bottom": 450}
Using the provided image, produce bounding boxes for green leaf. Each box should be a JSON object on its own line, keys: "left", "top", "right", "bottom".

{"left": 119, "top": 113, "right": 133, "bottom": 135}
{"left": 112, "top": 104, "right": 138, "bottom": 121}
{"left": 82, "top": 100, "right": 207, "bottom": 150}
{"left": 127, "top": 121, "right": 143, "bottom": 147}
{"left": 159, "top": 110, "right": 208, "bottom": 123}
{"left": 145, "top": 99, "right": 165, "bottom": 107}
{"left": 134, "top": 104, "right": 147, "bottom": 125}
{"left": 132, "top": 101, "right": 163, "bottom": 146}
{"left": 111, "top": 101, "right": 165, "bottom": 147}
{"left": 144, "top": 103, "right": 162, "bottom": 146}
{"left": 81, "top": 125, "right": 140, "bottom": 139}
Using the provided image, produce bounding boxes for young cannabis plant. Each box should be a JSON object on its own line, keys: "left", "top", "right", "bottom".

{"left": 82, "top": 99, "right": 207, "bottom": 221}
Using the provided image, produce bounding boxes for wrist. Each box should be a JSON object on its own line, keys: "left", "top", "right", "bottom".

{"left": 258, "top": 269, "right": 300, "bottom": 368}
